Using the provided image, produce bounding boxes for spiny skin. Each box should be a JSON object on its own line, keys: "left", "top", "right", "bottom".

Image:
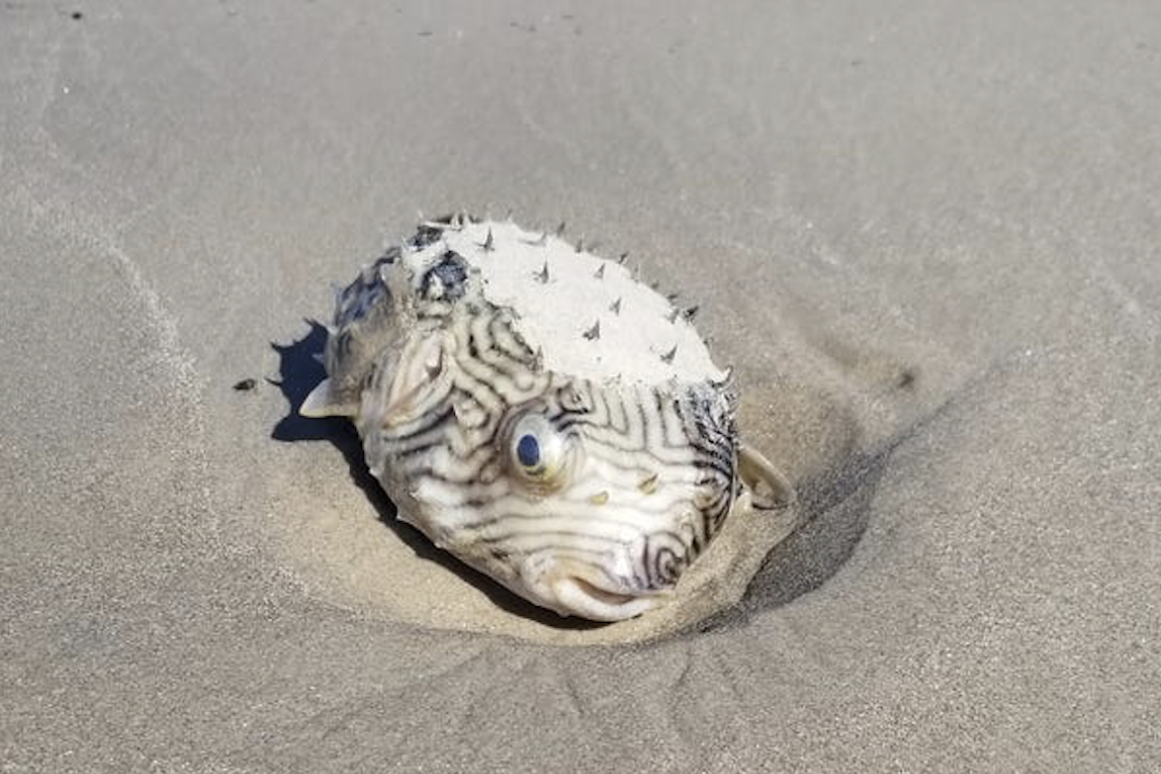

{"left": 304, "top": 215, "right": 741, "bottom": 621}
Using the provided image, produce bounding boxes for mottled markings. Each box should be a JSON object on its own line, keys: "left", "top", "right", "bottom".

{"left": 421, "top": 251, "right": 470, "bottom": 301}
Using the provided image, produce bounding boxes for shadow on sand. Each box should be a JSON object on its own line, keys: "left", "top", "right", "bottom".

{"left": 692, "top": 446, "right": 886, "bottom": 634}
{"left": 269, "top": 321, "right": 605, "bottom": 632}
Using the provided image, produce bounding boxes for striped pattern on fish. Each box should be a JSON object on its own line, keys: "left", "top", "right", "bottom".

{"left": 301, "top": 214, "right": 791, "bottom": 621}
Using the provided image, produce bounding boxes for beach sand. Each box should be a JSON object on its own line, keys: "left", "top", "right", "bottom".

{"left": 2, "top": 1, "right": 1158, "bottom": 771}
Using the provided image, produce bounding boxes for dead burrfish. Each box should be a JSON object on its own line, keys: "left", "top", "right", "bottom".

{"left": 301, "top": 214, "right": 792, "bottom": 621}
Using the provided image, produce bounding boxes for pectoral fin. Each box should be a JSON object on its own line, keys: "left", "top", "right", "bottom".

{"left": 738, "top": 444, "right": 794, "bottom": 510}
{"left": 380, "top": 332, "right": 452, "bottom": 428}
{"left": 300, "top": 378, "right": 360, "bottom": 418}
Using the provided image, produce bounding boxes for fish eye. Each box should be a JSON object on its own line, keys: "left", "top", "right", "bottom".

{"left": 507, "top": 412, "right": 569, "bottom": 487}
{"left": 516, "top": 434, "right": 541, "bottom": 468}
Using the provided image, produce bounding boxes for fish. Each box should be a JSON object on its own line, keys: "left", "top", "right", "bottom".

{"left": 301, "top": 214, "right": 792, "bottom": 621}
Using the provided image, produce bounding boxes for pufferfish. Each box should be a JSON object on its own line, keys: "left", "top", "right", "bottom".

{"left": 301, "top": 214, "right": 792, "bottom": 621}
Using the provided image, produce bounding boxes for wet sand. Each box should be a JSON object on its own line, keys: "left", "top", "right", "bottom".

{"left": 2, "top": 1, "right": 1158, "bottom": 771}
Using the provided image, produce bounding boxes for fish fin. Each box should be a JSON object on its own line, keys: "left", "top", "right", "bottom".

{"left": 300, "top": 378, "right": 359, "bottom": 418}
{"left": 382, "top": 333, "right": 452, "bottom": 428}
{"left": 737, "top": 444, "right": 794, "bottom": 510}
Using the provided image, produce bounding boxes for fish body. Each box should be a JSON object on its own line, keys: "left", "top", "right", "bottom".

{"left": 302, "top": 215, "right": 788, "bottom": 621}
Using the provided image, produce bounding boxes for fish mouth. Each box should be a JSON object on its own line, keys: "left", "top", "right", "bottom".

{"left": 548, "top": 575, "right": 670, "bottom": 622}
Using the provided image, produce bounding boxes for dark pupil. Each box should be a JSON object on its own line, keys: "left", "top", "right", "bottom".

{"left": 516, "top": 434, "right": 541, "bottom": 467}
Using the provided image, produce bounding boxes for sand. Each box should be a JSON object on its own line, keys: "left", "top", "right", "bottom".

{"left": 2, "top": 1, "right": 1158, "bottom": 771}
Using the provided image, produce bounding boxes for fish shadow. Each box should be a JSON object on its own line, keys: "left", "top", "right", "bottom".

{"left": 270, "top": 321, "right": 604, "bottom": 631}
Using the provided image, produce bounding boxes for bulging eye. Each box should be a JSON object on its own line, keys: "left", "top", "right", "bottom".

{"left": 508, "top": 412, "right": 569, "bottom": 488}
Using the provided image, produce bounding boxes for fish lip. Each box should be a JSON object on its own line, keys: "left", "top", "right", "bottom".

{"left": 547, "top": 575, "right": 672, "bottom": 622}
{"left": 569, "top": 576, "right": 639, "bottom": 607}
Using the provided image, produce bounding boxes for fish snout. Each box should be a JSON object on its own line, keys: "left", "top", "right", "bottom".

{"left": 529, "top": 557, "right": 675, "bottom": 622}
